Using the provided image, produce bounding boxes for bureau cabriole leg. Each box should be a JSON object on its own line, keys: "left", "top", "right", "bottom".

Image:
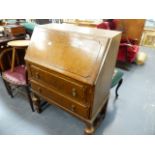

{"left": 99, "top": 99, "right": 108, "bottom": 119}
{"left": 32, "top": 94, "right": 42, "bottom": 113}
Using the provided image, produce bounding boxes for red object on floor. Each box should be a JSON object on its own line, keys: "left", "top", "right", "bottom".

{"left": 118, "top": 43, "right": 139, "bottom": 63}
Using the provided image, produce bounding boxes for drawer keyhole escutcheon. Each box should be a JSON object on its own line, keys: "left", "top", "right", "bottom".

{"left": 71, "top": 105, "right": 76, "bottom": 112}
{"left": 35, "top": 72, "right": 40, "bottom": 79}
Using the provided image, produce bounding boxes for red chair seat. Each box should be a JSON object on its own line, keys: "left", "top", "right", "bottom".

{"left": 2, "top": 65, "right": 26, "bottom": 85}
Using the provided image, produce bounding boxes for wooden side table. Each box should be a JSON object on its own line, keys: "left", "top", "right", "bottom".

{"left": 7, "top": 40, "right": 30, "bottom": 72}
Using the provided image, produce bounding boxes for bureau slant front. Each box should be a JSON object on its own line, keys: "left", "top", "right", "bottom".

{"left": 25, "top": 24, "right": 121, "bottom": 134}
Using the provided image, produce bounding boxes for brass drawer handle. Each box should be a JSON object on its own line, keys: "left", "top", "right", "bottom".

{"left": 71, "top": 105, "right": 76, "bottom": 112}
{"left": 72, "top": 88, "right": 77, "bottom": 97}
{"left": 38, "top": 87, "right": 41, "bottom": 93}
{"left": 35, "top": 72, "right": 40, "bottom": 79}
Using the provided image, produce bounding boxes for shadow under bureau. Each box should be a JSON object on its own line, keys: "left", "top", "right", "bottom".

{"left": 25, "top": 24, "right": 121, "bottom": 134}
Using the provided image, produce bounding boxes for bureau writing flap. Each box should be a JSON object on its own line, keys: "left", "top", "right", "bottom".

{"left": 25, "top": 24, "right": 119, "bottom": 84}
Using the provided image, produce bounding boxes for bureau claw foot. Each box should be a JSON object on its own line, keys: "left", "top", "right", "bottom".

{"left": 32, "top": 94, "right": 42, "bottom": 113}
{"left": 84, "top": 124, "right": 95, "bottom": 135}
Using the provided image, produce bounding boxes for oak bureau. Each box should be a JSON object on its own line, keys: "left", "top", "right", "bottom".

{"left": 25, "top": 24, "right": 121, "bottom": 134}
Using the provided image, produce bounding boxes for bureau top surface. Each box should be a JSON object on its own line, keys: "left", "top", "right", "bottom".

{"left": 25, "top": 24, "right": 120, "bottom": 84}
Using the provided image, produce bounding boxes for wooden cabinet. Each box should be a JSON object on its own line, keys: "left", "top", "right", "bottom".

{"left": 116, "top": 19, "right": 145, "bottom": 44}
{"left": 4, "top": 25, "right": 26, "bottom": 37}
{"left": 25, "top": 24, "right": 121, "bottom": 134}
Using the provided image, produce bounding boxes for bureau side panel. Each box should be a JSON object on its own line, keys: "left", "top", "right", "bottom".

{"left": 91, "top": 34, "right": 121, "bottom": 118}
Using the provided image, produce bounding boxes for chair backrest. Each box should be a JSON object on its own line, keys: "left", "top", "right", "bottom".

{"left": 0, "top": 48, "right": 13, "bottom": 71}
{"left": 0, "top": 47, "right": 25, "bottom": 72}
{"left": 96, "top": 22, "right": 110, "bottom": 29}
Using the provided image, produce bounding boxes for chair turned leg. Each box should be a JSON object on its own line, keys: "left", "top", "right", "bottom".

{"left": 3, "top": 80, "right": 14, "bottom": 98}
{"left": 25, "top": 86, "right": 34, "bottom": 112}
{"left": 115, "top": 78, "right": 123, "bottom": 98}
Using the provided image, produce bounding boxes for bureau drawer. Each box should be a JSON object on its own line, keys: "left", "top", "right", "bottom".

{"left": 31, "top": 80, "right": 89, "bottom": 119}
{"left": 30, "top": 65, "right": 86, "bottom": 103}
